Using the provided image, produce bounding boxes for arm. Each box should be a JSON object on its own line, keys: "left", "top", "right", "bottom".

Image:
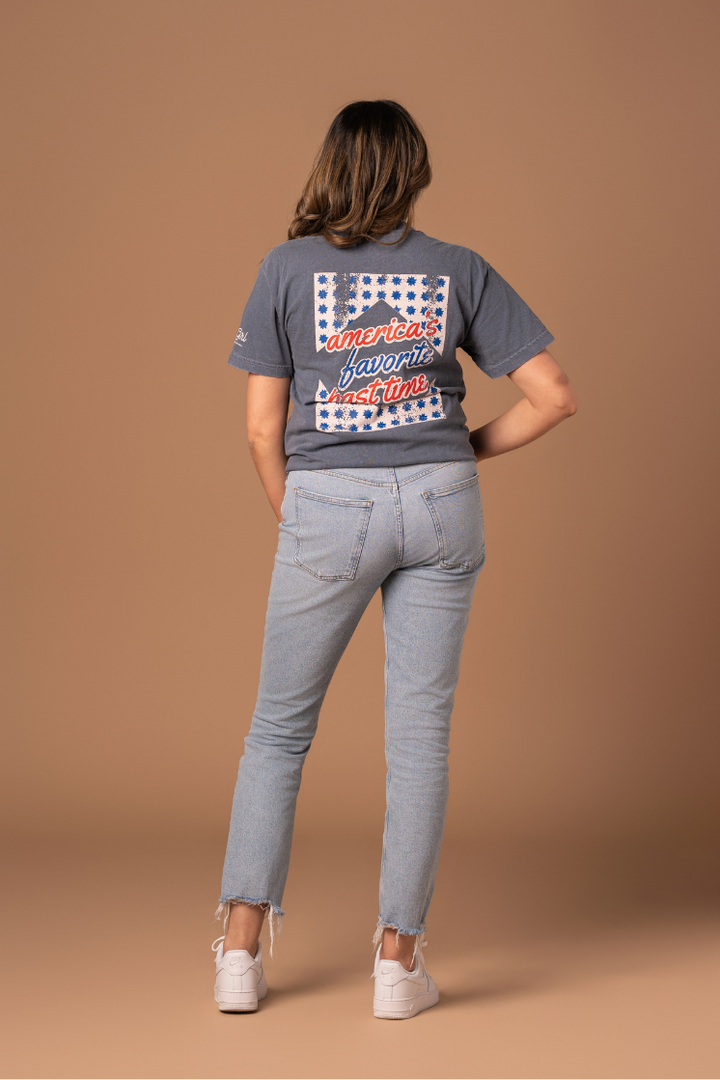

{"left": 246, "top": 373, "right": 291, "bottom": 521}
{"left": 469, "top": 349, "right": 577, "bottom": 462}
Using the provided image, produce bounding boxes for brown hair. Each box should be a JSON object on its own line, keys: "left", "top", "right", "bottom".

{"left": 288, "top": 100, "right": 431, "bottom": 249}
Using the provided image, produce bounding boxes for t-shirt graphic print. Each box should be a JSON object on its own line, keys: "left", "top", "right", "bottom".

{"left": 313, "top": 271, "right": 449, "bottom": 434}
{"left": 228, "top": 227, "right": 555, "bottom": 472}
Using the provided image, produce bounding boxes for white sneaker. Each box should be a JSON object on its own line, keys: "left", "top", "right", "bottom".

{"left": 372, "top": 944, "right": 439, "bottom": 1019}
{"left": 212, "top": 937, "right": 268, "bottom": 1012}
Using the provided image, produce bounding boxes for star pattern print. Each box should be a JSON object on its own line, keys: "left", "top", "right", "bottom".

{"left": 313, "top": 273, "right": 449, "bottom": 353}
{"left": 314, "top": 381, "right": 447, "bottom": 432}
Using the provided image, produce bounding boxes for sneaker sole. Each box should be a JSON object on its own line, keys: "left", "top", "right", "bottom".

{"left": 373, "top": 988, "right": 439, "bottom": 1019}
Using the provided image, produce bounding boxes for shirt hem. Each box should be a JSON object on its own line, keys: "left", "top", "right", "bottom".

{"left": 285, "top": 447, "right": 477, "bottom": 473}
{"left": 484, "top": 329, "right": 555, "bottom": 379}
{"left": 228, "top": 352, "right": 292, "bottom": 377}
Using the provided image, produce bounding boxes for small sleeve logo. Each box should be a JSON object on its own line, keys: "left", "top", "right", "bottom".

{"left": 234, "top": 327, "right": 248, "bottom": 345}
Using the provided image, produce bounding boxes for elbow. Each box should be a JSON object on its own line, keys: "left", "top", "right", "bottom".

{"left": 553, "top": 375, "right": 578, "bottom": 418}
{"left": 562, "top": 389, "right": 578, "bottom": 417}
{"left": 247, "top": 425, "right": 283, "bottom": 448}
{"left": 247, "top": 432, "right": 282, "bottom": 459}
{"left": 540, "top": 389, "right": 577, "bottom": 419}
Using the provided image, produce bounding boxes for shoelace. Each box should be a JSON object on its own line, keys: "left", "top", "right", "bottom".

{"left": 412, "top": 936, "right": 428, "bottom": 972}
{"left": 212, "top": 937, "right": 257, "bottom": 959}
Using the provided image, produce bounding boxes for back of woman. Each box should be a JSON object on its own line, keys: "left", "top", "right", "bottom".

{"left": 212, "top": 99, "right": 577, "bottom": 1020}
{"left": 230, "top": 101, "right": 554, "bottom": 472}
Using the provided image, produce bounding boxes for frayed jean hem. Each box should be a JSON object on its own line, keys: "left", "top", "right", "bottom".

{"left": 372, "top": 920, "right": 429, "bottom": 969}
{"left": 215, "top": 897, "right": 285, "bottom": 958}
{"left": 373, "top": 918, "right": 425, "bottom": 941}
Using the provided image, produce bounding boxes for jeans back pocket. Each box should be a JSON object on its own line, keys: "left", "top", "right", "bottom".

{"left": 293, "top": 488, "right": 373, "bottom": 580}
{"left": 422, "top": 473, "right": 485, "bottom": 571}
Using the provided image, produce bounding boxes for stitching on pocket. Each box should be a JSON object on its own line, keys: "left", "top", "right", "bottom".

{"left": 422, "top": 473, "right": 480, "bottom": 499}
{"left": 422, "top": 474, "right": 484, "bottom": 571}
{"left": 293, "top": 488, "right": 373, "bottom": 580}
{"left": 293, "top": 487, "right": 374, "bottom": 509}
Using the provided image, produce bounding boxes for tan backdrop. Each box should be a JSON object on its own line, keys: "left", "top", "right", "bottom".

{"left": 3, "top": 0, "right": 719, "bottom": 845}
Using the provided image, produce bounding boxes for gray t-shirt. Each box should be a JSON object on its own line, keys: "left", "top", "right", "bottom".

{"left": 228, "top": 226, "right": 554, "bottom": 471}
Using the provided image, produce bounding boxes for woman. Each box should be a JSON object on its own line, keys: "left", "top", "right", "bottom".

{"left": 213, "top": 100, "right": 577, "bottom": 1019}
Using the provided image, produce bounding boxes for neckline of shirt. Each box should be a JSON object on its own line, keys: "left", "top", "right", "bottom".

{"left": 372, "top": 224, "right": 413, "bottom": 246}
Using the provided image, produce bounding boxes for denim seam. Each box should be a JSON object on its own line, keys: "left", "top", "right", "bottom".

{"left": 421, "top": 473, "right": 480, "bottom": 499}
{"left": 311, "top": 473, "right": 393, "bottom": 489}
{"left": 293, "top": 487, "right": 374, "bottom": 508}
{"left": 398, "top": 462, "right": 460, "bottom": 487}
{"left": 313, "top": 462, "right": 462, "bottom": 489}
{"left": 380, "top": 593, "right": 391, "bottom": 903}
{"left": 422, "top": 493, "right": 449, "bottom": 565}
{"left": 389, "top": 469, "right": 404, "bottom": 570}
{"left": 421, "top": 484, "right": 484, "bottom": 571}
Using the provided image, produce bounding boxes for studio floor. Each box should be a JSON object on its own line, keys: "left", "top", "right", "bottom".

{"left": 2, "top": 832, "right": 719, "bottom": 1079}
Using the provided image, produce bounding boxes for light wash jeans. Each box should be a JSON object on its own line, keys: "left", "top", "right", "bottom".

{"left": 220, "top": 459, "right": 484, "bottom": 946}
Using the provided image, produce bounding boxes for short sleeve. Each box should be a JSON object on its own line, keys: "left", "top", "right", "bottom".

{"left": 460, "top": 254, "right": 554, "bottom": 378}
{"left": 227, "top": 256, "right": 293, "bottom": 378}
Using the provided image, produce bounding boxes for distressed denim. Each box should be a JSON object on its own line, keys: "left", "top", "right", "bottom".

{"left": 220, "top": 459, "right": 484, "bottom": 944}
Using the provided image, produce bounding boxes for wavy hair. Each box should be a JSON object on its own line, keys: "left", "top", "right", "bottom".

{"left": 288, "top": 100, "right": 431, "bottom": 249}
